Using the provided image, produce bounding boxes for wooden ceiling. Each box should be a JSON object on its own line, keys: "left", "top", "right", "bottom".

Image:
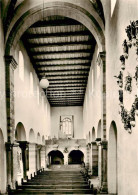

{"left": 22, "top": 16, "right": 96, "bottom": 107}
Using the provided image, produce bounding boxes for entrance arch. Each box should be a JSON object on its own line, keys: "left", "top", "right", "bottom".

{"left": 48, "top": 150, "right": 64, "bottom": 165}
{"left": 0, "top": 129, "right": 6, "bottom": 193}
{"left": 108, "top": 121, "right": 117, "bottom": 194}
{"left": 68, "top": 150, "right": 84, "bottom": 164}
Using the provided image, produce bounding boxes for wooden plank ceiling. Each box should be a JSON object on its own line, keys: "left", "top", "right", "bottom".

{"left": 22, "top": 16, "right": 96, "bottom": 107}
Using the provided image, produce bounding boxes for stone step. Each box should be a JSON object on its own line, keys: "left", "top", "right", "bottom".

{"left": 18, "top": 184, "right": 90, "bottom": 189}
{"left": 10, "top": 188, "right": 93, "bottom": 194}
{"left": 24, "top": 181, "right": 88, "bottom": 185}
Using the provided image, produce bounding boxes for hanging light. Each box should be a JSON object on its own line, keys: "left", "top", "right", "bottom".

{"left": 40, "top": 77, "right": 49, "bottom": 89}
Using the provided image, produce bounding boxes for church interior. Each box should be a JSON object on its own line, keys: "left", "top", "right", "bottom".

{"left": 0, "top": 0, "right": 138, "bottom": 194}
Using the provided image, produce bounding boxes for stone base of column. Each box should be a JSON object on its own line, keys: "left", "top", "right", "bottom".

{"left": 100, "top": 182, "right": 108, "bottom": 193}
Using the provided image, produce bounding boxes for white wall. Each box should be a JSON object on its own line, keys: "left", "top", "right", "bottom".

{"left": 14, "top": 41, "right": 51, "bottom": 143}
{"left": 83, "top": 44, "right": 102, "bottom": 141}
{"left": 51, "top": 106, "right": 83, "bottom": 139}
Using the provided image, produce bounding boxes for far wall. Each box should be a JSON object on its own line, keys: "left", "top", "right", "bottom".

{"left": 51, "top": 106, "right": 83, "bottom": 139}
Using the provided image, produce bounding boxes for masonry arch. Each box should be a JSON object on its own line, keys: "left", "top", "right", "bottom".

{"left": 97, "top": 119, "right": 102, "bottom": 138}
{"left": 5, "top": 0, "right": 105, "bottom": 56}
{"left": 48, "top": 150, "right": 64, "bottom": 165}
{"left": 15, "top": 122, "right": 26, "bottom": 141}
{"left": 68, "top": 150, "right": 84, "bottom": 164}
{"left": 92, "top": 127, "right": 96, "bottom": 142}
{"left": 0, "top": 129, "right": 6, "bottom": 194}
{"left": 29, "top": 129, "right": 35, "bottom": 143}
{"left": 108, "top": 121, "right": 118, "bottom": 194}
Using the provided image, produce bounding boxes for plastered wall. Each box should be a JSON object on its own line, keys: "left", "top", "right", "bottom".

{"left": 106, "top": 0, "right": 138, "bottom": 194}
{"left": 14, "top": 41, "right": 51, "bottom": 143}
{"left": 83, "top": 44, "right": 102, "bottom": 141}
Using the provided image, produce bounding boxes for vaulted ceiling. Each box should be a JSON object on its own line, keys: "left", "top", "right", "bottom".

{"left": 22, "top": 16, "right": 96, "bottom": 107}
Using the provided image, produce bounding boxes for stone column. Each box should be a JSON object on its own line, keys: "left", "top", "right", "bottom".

{"left": 36, "top": 145, "right": 42, "bottom": 170}
{"left": 64, "top": 153, "right": 68, "bottom": 165}
{"left": 5, "top": 56, "right": 17, "bottom": 188}
{"left": 91, "top": 142, "right": 98, "bottom": 176}
{"left": 88, "top": 143, "right": 92, "bottom": 174}
{"left": 98, "top": 143, "right": 102, "bottom": 187}
{"left": 28, "top": 143, "right": 37, "bottom": 178}
{"left": 101, "top": 141, "right": 108, "bottom": 193}
{"left": 97, "top": 52, "right": 108, "bottom": 192}
{"left": 18, "top": 141, "right": 29, "bottom": 180}
{"left": 41, "top": 145, "right": 46, "bottom": 169}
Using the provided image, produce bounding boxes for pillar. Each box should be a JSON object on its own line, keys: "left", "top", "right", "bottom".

{"left": 64, "top": 153, "right": 68, "bottom": 165}
{"left": 18, "top": 141, "right": 29, "bottom": 180}
{"left": 97, "top": 52, "right": 108, "bottom": 192}
{"left": 41, "top": 145, "right": 46, "bottom": 169}
{"left": 101, "top": 141, "right": 108, "bottom": 192}
{"left": 36, "top": 145, "right": 42, "bottom": 170}
{"left": 98, "top": 143, "right": 102, "bottom": 187}
{"left": 28, "top": 143, "right": 37, "bottom": 177}
{"left": 91, "top": 142, "right": 98, "bottom": 176}
{"left": 5, "top": 56, "right": 17, "bottom": 189}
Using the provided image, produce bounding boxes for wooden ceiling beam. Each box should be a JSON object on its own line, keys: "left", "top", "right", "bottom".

{"left": 37, "top": 69, "right": 89, "bottom": 73}
{"left": 35, "top": 65, "right": 90, "bottom": 70}
{"left": 25, "top": 41, "right": 94, "bottom": 48}
{"left": 35, "top": 63, "right": 91, "bottom": 67}
{"left": 24, "top": 31, "right": 92, "bottom": 39}
{"left": 31, "top": 49, "right": 92, "bottom": 55}
{"left": 35, "top": 56, "right": 92, "bottom": 62}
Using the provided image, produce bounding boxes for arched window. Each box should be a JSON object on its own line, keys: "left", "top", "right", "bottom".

{"left": 62, "top": 118, "right": 72, "bottom": 135}
{"left": 30, "top": 72, "right": 33, "bottom": 93}
{"left": 19, "top": 51, "right": 24, "bottom": 81}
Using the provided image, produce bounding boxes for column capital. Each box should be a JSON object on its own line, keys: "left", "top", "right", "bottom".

{"left": 18, "top": 141, "right": 29, "bottom": 150}
{"left": 5, "top": 55, "right": 18, "bottom": 70}
{"left": 101, "top": 140, "right": 108, "bottom": 149}
{"left": 5, "top": 141, "right": 19, "bottom": 151}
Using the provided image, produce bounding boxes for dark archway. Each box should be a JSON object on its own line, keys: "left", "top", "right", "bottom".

{"left": 48, "top": 150, "right": 64, "bottom": 165}
{"left": 68, "top": 150, "right": 84, "bottom": 164}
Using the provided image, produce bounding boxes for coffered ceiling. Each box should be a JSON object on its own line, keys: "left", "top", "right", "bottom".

{"left": 22, "top": 16, "right": 96, "bottom": 106}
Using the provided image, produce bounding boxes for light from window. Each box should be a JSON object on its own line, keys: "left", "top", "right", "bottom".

{"left": 30, "top": 72, "right": 33, "bottom": 93}
{"left": 92, "top": 69, "right": 94, "bottom": 92}
{"left": 19, "top": 51, "right": 24, "bottom": 81}
{"left": 62, "top": 118, "right": 72, "bottom": 135}
{"left": 111, "top": 0, "right": 117, "bottom": 16}
{"left": 37, "top": 86, "right": 39, "bottom": 104}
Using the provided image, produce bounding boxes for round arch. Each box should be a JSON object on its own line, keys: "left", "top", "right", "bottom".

{"left": 68, "top": 150, "right": 84, "bottom": 164}
{"left": 37, "top": 133, "right": 41, "bottom": 144}
{"left": 48, "top": 150, "right": 64, "bottom": 165}
{"left": 92, "top": 127, "right": 96, "bottom": 142}
{"left": 29, "top": 129, "right": 35, "bottom": 143}
{"left": 0, "top": 129, "right": 6, "bottom": 193}
{"left": 108, "top": 121, "right": 118, "bottom": 194}
{"left": 5, "top": 1, "right": 105, "bottom": 56}
{"left": 97, "top": 119, "right": 102, "bottom": 138}
{"left": 15, "top": 122, "right": 26, "bottom": 141}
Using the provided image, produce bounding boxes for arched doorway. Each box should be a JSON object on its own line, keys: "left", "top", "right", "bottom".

{"left": 108, "top": 121, "right": 117, "bottom": 194}
{"left": 68, "top": 150, "right": 84, "bottom": 164}
{"left": 48, "top": 150, "right": 64, "bottom": 165}
{"left": 0, "top": 129, "right": 6, "bottom": 193}
{"left": 15, "top": 122, "right": 28, "bottom": 181}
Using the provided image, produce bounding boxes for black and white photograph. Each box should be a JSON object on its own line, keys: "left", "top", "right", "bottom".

{"left": 0, "top": 0, "right": 138, "bottom": 194}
